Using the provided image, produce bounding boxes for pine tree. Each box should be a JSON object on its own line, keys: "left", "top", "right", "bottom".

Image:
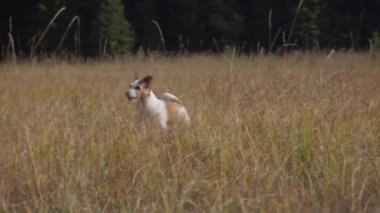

{"left": 97, "top": 0, "right": 134, "bottom": 54}
{"left": 292, "top": 0, "right": 324, "bottom": 49}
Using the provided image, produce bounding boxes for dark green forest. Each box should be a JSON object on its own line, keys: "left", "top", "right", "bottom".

{"left": 1, "top": 0, "right": 380, "bottom": 58}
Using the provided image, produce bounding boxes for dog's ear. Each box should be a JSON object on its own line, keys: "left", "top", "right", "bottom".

{"left": 139, "top": 76, "right": 153, "bottom": 87}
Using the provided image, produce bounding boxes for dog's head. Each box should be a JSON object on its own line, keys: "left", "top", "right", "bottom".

{"left": 125, "top": 75, "right": 153, "bottom": 102}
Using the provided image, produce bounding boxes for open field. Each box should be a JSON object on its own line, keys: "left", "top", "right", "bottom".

{"left": 0, "top": 53, "right": 380, "bottom": 212}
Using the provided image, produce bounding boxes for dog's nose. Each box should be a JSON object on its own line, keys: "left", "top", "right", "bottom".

{"left": 125, "top": 90, "right": 137, "bottom": 101}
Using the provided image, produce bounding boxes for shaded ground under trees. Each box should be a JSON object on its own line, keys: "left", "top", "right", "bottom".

{"left": 1, "top": 0, "right": 380, "bottom": 58}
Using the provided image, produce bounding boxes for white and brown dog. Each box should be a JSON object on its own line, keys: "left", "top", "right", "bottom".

{"left": 125, "top": 76, "right": 190, "bottom": 129}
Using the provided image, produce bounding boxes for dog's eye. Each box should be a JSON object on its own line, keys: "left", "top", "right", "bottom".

{"left": 135, "top": 85, "right": 141, "bottom": 90}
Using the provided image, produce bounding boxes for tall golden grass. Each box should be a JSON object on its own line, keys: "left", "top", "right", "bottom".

{"left": 0, "top": 53, "right": 379, "bottom": 212}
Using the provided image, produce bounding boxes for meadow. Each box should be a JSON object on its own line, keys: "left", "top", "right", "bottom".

{"left": 0, "top": 53, "right": 379, "bottom": 212}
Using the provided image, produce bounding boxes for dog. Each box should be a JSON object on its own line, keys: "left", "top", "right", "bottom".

{"left": 125, "top": 75, "right": 190, "bottom": 129}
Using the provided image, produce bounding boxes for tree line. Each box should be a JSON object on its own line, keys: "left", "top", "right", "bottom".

{"left": 1, "top": 0, "right": 380, "bottom": 58}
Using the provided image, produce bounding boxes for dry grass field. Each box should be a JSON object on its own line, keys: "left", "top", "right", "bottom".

{"left": 0, "top": 53, "right": 379, "bottom": 212}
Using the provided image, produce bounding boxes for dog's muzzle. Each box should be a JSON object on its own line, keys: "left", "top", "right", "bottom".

{"left": 125, "top": 90, "right": 138, "bottom": 101}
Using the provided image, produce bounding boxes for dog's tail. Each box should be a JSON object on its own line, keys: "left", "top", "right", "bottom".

{"left": 178, "top": 106, "right": 190, "bottom": 124}
{"left": 161, "top": 92, "right": 181, "bottom": 104}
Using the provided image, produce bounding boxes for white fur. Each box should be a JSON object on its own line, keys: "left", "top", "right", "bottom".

{"left": 178, "top": 106, "right": 190, "bottom": 123}
{"left": 136, "top": 91, "right": 190, "bottom": 129}
{"left": 138, "top": 91, "right": 168, "bottom": 129}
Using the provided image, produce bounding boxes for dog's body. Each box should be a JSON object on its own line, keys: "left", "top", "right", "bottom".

{"left": 126, "top": 76, "right": 190, "bottom": 129}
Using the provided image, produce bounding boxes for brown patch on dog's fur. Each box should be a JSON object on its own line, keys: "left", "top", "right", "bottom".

{"left": 138, "top": 76, "right": 153, "bottom": 99}
{"left": 139, "top": 85, "right": 151, "bottom": 98}
{"left": 165, "top": 101, "right": 182, "bottom": 120}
